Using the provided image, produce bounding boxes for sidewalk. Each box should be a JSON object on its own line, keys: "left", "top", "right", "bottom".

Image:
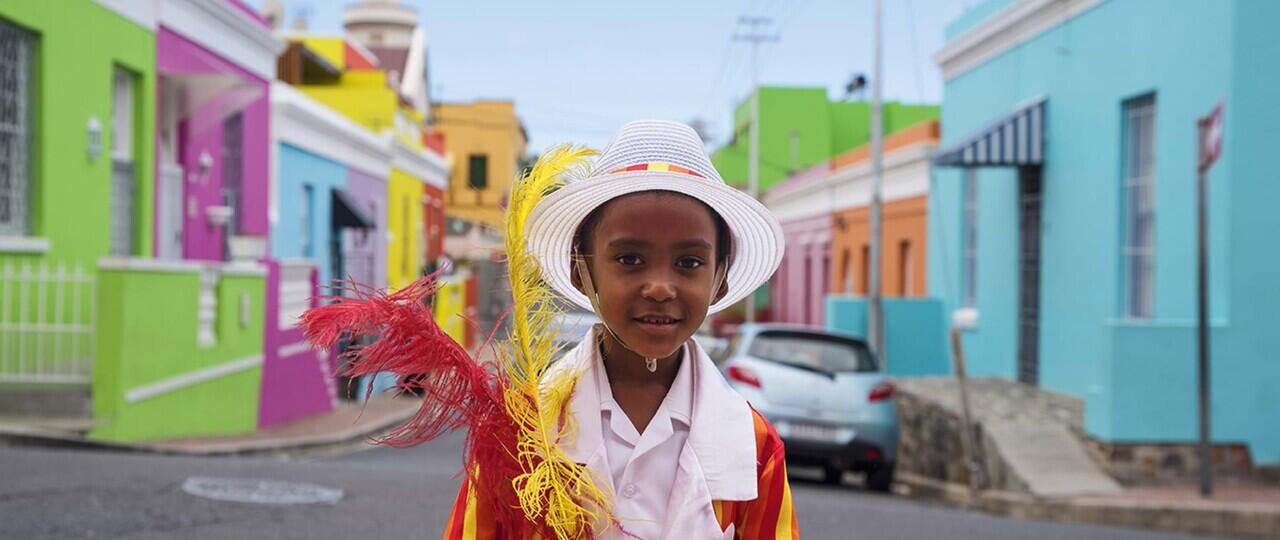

{"left": 898, "top": 472, "right": 1280, "bottom": 538}
{"left": 0, "top": 396, "right": 420, "bottom": 458}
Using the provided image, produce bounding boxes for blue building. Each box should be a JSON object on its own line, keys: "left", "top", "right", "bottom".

{"left": 271, "top": 82, "right": 387, "bottom": 289}
{"left": 929, "top": 0, "right": 1280, "bottom": 465}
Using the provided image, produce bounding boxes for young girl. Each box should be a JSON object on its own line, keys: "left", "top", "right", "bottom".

{"left": 305, "top": 121, "right": 794, "bottom": 539}
{"left": 445, "top": 121, "right": 795, "bottom": 539}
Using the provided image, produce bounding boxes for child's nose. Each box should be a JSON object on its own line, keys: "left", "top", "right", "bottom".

{"left": 640, "top": 278, "right": 677, "bottom": 303}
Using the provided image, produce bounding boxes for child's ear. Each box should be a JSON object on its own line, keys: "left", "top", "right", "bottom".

{"left": 711, "top": 266, "right": 729, "bottom": 304}
{"left": 570, "top": 254, "right": 587, "bottom": 295}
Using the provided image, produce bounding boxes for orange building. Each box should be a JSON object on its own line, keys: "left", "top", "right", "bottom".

{"left": 765, "top": 121, "right": 939, "bottom": 325}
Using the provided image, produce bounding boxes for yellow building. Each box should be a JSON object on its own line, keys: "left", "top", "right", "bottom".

{"left": 430, "top": 101, "right": 528, "bottom": 230}
{"left": 278, "top": 36, "right": 447, "bottom": 291}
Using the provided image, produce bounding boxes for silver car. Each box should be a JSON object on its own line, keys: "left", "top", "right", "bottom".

{"left": 714, "top": 323, "right": 898, "bottom": 491}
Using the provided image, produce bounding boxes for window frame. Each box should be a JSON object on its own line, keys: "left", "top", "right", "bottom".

{"left": 1121, "top": 93, "right": 1157, "bottom": 319}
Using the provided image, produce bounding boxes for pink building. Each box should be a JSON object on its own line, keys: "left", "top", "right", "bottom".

{"left": 151, "top": 0, "right": 281, "bottom": 262}
{"left": 766, "top": 163, "right": 834, "bottom": 326}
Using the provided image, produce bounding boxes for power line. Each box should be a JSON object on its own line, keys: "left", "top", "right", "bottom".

{"left": 734, "top": 15, "right": 778, "bottom": 323}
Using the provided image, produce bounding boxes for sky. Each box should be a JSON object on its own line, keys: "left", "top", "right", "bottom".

{"left": 257, "top": 0, "right": 978, "bottom": 153}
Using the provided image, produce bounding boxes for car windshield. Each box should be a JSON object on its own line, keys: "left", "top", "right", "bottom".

{"left": 746, "top": 331, "right": 877, "bottom": 373}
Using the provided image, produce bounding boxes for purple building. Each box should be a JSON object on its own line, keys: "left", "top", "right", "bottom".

{"left": 152, "top": 0, "right": 281, "bottom": 262}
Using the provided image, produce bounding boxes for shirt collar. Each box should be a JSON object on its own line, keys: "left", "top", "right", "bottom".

{"left": 593, "top": 339, "right": 695, "bottom": 428}
{"left": 551, "top": 325, "right": 759, "bottom": 501}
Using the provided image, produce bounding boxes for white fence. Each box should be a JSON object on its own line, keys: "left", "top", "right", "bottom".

{"left": 0, "top": 261, "right": 96, "bottom": 384}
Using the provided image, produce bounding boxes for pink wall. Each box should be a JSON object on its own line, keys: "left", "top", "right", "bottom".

{"left": 156, "top": 28, "right": 270, "bottom": 262}
{"left": 258, "top": 261, "right": 335, "bottom": 428}
{"left": 772, "top": 214, "right": 832, "bottom": 326}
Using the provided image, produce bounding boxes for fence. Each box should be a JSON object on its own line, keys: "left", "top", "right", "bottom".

{"left": 0, "top": 260, "right": 96, "bottom": 384}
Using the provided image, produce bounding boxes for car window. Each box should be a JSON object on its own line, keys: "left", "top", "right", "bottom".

{"left": 746, "top": 331, "right": 877, "bottom": 373}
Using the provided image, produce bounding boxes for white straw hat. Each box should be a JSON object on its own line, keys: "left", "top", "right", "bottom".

{"left": 525, "top": 120, "right": 785, "bottom": 315}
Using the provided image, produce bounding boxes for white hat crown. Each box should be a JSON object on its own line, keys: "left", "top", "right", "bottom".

{"left": 587, "top": 121, "right": 725, "bottom": 184}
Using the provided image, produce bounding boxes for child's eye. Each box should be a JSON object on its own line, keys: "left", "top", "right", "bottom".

{"left": 677, "top": 257, "right": 706, "bottom": 269}
{"left": 615, "top": 254, "right": 643, "bottom": 266}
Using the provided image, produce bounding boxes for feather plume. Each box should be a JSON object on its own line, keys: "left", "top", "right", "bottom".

{"left": 300, "top": 145, "right": 612, "bottom": 539}
{"left": 500, "top": 145, "right": 613, "bottom": 539}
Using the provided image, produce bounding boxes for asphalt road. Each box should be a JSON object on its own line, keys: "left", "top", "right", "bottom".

{"left": 0, "top": 433, "right": 1228, "bottom": 540}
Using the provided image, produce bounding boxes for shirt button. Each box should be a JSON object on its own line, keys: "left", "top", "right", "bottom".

{"left": 621, "top": 483, "right": 638, "bottom": 498}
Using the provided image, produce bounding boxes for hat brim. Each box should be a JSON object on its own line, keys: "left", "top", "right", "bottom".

{"left": 525, "top": 171, "right": 785, "bottom": 315}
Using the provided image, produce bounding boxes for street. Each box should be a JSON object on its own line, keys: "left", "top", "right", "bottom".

{"left": 0, "top": 434, "right": 1226, "bottom": 540}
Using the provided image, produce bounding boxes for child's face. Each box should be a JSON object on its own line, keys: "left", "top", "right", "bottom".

{"left": 577, "top": 192, "right": 726, "bottom": 359}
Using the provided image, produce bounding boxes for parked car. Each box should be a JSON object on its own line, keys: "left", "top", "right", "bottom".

{"left": 714, "top": 323, "right": 898, "bottom": 491}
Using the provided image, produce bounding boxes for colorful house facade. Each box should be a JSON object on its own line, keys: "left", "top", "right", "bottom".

{"left": 766, "top": 121, "right": 940, "bottom": 327}
{"left": 286, "top": 35, "right": 448, "bottom": 292}
{"left": 0, "top": 0, "right": 158, "bottom": 391}
{"left": 930, "top": 0, "right": 1280, "bottom": 464}
{"left": 430, "top": 100, "right": 529, "bottom": 232}
{"left": 711, "top": 86, "right": 938, "bottom": 191}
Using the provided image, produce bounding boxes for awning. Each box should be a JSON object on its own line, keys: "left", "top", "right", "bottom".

{"left": 331, "top": 190, "right": 375, "bottom": 230}
{"left": 934, "top": 97, "right": 1046, "bottom": 167}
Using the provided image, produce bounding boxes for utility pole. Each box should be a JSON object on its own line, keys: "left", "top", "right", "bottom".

{"left": 735, "top": 16, "right": 778, "bottom": 323}
{"left": 868, "top": 0, "right": 886, "bottom": 361}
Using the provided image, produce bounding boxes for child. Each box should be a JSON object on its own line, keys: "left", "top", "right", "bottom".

{"left": 444, "top": 121, "right": 796, "bottom": 539}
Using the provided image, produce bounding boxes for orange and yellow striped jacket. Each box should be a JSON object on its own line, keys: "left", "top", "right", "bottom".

{"left": 442, "top": 409, "right": 798, "bottom": 539}
{"left": 443, "top": 328, "right": 799, "bottom": 539}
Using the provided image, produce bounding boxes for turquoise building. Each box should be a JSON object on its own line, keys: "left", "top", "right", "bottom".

{"left": 929, "top": 0, "right": 1280, "bottom": 464}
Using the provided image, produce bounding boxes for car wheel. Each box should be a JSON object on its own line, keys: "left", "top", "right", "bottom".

{"left": 821, "top": 465, "right": 845, "bottom": 486}
{"left": 865, "top": 462, "right": 895, "bottom": 493}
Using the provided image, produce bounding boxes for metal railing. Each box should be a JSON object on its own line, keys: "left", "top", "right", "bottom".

{"left": 0, "top": 260, "right": 96, "bottom": 384}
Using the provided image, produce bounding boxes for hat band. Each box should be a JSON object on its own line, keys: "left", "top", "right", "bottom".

{"left": 608, "top": 162, "right": 706, "bottom": 179}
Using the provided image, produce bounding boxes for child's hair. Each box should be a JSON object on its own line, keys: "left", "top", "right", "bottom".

{"left": 572, "top": 192, "right": 733, "bottom": 269}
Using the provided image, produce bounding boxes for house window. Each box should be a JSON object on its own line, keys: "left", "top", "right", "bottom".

{"left": 402, "top": 196, "right": 412, "bottom": 277}
{"left": 0, "top": 20, "right": 34, "bottom": 236}
{"left": 110, "top": 67, "right": 137, "bottom": 256}
{"left": 468, "top": 154, "right": 489, "bottom": 190}
{"left": 222, "top": 113, "right": 244, "bottom": 239}
{"left": 1122, "top": 94, "right": 1157, "bottom": 319}
{"left": 301, "top": 185, "right": 314, "bottom": 257}
{"left": 840, "top": 248, "right": 852, "bottom": 294}
{"left": 860, "top": 244, "right": 870, "bottom": 295}
{"left": 962, "top": 169, "right": 978, "bottom": 307}
{"left": 899, "top": 239, "right": 913, "bottom": 296}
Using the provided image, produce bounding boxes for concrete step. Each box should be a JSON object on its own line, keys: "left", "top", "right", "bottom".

{"left": 986, "top": 420, "right": 1121, "bottom": 497}
{"left": 0, "top": 386, "right": 93, "bottom": 420}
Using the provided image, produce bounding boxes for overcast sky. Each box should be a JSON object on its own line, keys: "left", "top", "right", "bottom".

{"left": 258, "top": 0, "right": 978, "bottom": 153}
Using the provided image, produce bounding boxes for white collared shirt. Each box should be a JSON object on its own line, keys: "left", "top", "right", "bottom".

{"left": 551, "top": 326, "right": 760, "bottom": 539}
{"left": 595, "top": 342, "right": 695, "bottom": 538}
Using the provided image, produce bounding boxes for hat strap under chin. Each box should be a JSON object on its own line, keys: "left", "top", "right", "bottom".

{"left": 572, "top": 253, "right": 727, "bottom": 374}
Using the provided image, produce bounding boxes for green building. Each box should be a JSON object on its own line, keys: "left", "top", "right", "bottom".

{"left": 711, "top": 86, "right": 939, "bottom": 191}
{"left": 0, "top": 0, "right": 274, "bottom": 444}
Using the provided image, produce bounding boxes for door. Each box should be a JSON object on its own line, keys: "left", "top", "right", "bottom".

{"left": 221, "top": 113, "right": 243, "bottom": 260}
{"left": 109, "top": 68, "right": 135, "bottom": 256}
{"left": 157, "top": 80, "right": 184, "bottom": 259}
{"left": 1017, "top": 166, "right": 1043, "bottom": 385}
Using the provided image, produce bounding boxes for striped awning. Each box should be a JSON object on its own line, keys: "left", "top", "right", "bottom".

{"left": 934, "top": 97, "right": 1046, "bottom": 167}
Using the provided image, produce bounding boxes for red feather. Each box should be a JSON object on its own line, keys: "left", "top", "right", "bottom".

{"left": 301, "top": 274, "right": 573, "bottom": 538}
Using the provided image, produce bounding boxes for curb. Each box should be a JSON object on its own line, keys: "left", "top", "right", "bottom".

{"left": 0, "top": 401, "right": 418, "bottom": 459}
{"left": 896, "top": 472, "right": 1280, "bottom": 538}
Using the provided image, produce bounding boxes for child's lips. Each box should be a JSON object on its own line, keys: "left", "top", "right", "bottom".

{"left": 632, "top": 315, "right": 682, "bottom": 334}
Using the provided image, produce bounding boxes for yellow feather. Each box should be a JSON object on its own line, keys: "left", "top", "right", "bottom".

{"left": 501, "top": 145, "right": 613, "bottom": 539}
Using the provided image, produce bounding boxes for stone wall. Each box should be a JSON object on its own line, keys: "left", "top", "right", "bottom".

{"left": 895, "top": 377, "right": 1091, "bottom": 494}
{"left": 1086, "top": 439, "right": 1256, "bottom": 486}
